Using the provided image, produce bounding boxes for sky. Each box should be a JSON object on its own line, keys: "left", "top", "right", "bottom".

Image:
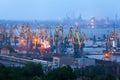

{"left": 0, "top": 0, "right": 119, "bottom": 20}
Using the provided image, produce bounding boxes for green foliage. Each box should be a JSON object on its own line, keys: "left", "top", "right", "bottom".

{"left": 0, "top": 62, "right": 117, "bottom": 80}
{"left": 75, "top": 65, "right": 116, "bottom": 80}
{"left": 0, "top": 64, "right": 23, "bottom": 80}
{"left": 0, "top": 63, "right": 43, "bottom": 80}
{"left": 23, "top": 62, "right": 44, "bottom": 78}
{"left": 31, "top": 76, "right": 42, "bottom": 80}
{"left": 105, "top": 74, "right": 115, "bottom": 80}
{"left": 45, "top": 65, "right": 77, "bottom": 80}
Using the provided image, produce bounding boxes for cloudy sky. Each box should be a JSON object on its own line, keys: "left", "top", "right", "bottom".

{"left": 0, "top": 0, "right": 119, "bottom": 20}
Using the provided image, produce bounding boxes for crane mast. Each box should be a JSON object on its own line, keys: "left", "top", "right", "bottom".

{"left": 68, "top": 27, "right": 74, "bottom": 52}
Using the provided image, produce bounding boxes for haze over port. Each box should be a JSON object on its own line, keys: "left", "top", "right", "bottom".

{"left": 0, "top": 1, "right": 120, "bottom": 80}
{"left": 0, "top": 0, "right": 120, "bottom": 21}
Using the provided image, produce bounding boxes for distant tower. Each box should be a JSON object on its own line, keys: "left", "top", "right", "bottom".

{"left": 89, "top": 17, "right": 95, "bottom": 28}
{"left": 78, "top": 14, "right": 83, "bottom": 21}
{"left": 105, "top": 17, "right": 110, "bottom": 27}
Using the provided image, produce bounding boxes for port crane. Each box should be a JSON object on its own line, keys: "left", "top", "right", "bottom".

{"left": 68, "top": 26, "right": 86, "bottom": 57}
{"left": 59, "top": 26, "right": 64, "bottom": 42}
{"left": 58, "top": 26, "right": 64, "bottom": 54}
{"left": 54, "top": 26, "right": 59, "bottom": 54}
{"left": 8, "top": 26, "right": 14, "bottom": 45}
{"left": 9, "top": 26, "right": 14, "bottom": 38}
{"left": 68, "top": 27, "right": 75, "bottom": 52}
{"left": 74, "top": 26, "right": 82, "bottom": 47}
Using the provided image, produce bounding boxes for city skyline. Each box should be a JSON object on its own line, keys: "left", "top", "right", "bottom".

{"left": 0, "top": 0, "right": 119, "bottom": 21}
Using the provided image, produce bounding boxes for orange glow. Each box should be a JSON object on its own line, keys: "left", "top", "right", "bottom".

{"left": 20, "top": 38, "right": 24, "bottom": 44}
{"left": 32, "top": 38, "right": 50, "bottom": 50}
{"left": 104, "top": 52, "right": 110, "bottom": 58}
{"left": 32, "top": 37, "right": 38, "bottom": 43}
{"left": 34, "top": 38, "right": 38, "bottom": 42}
{"left": 40, "top": 40, "right": 50, "bottom": 50}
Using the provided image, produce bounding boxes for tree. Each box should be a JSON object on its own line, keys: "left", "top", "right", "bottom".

{"left": 45, "top": 65, "right": 77, "bottom": 80}
{"left": 32, "top": 76, "right": 42, "bottom": 80}
{"left": 0, "top": 65, "right": 23, "bottom": 80}
{"left": 23, "top": 62, "right": 44, "bottom": 78}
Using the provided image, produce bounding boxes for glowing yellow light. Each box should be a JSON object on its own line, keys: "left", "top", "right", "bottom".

{"left": 104, "top": 52, "right": 110, "bottom": 58}
{"left": 40, "top": 40, "right": 50, "bottom": 50}
{"left": 34, "top": 38, "right": 37, "bottom": 42}
{"left": 20, "top": 38, "right": 24, "bottom": 44}
{"left": 32, "top": 37, "right": 38, "bottom": 43}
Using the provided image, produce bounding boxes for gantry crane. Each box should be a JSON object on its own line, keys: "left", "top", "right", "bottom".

{"left": 106, "top": 28, "right": 117, "bottom": 52}
{"left": 2, "top": 27, "right": 7, "bottom": 45}
{"left": 54, "top": 25, "right": 59, "bottom": 54}
{"left": 59, "top": 26, "right": 64, "bottom": 42}
{"left": 68, "top": 27, "right": 75, "bottom": 52}
{"left": 8, "top": 26, "right": 14, "bottom": 45}
{"left": 20, "top": 26, "right": 25, "bottom": 37}
{"left": 69, "top": 26, "right": 85, "bottom": 56}
{"left": 9, "top": 26, "right": 14, "bottom": 38}
{"left": 49, "top": 27, "right": 54, "bottom": 52}
{"left": 74, "top": 27, "right": 81, "bottom": 45}
{"left": 26, "top": 26, "right": 32, "bottom": 49}
{"left": 58, "top": 26, "right": 65, "bottom": 54}
{"left": 43, "top": 27, "right": 48, "bottom": 40}
{"left": 14, "top": 25, "right": 20, "bottom": 37}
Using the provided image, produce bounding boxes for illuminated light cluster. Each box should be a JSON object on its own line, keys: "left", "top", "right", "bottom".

{"left": 41, "top": 40, "right": 50, "bottom": 49}
{"left": 89, "top": 17, "right": 95, "bottom": 26}
{"left": 32, "top": 38, "right": 50, "bottom": 50}
{"left": 103, "top": 52, "right": 110, "bottom": 58}
{"left": 34, "top": 38, "right": 38, "bottom": 42}
{"left": 19, "top": 38, "right": 25, "bottom": 44}
{"left": 90, "top": 19, "right": 94, "bottom": 26}
{"left": 18, "top": 36, "right": 50, "bottom": 50}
